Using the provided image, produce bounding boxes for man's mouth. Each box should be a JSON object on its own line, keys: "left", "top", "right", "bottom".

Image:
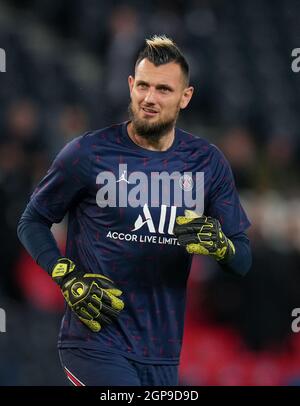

{"left": 141, "top": 107, "right": 158, "bottom": 116}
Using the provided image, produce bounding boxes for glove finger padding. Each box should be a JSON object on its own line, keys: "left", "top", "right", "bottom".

{"left": 78, "top": 303, "right": 119, "bottom": 332}
{"left": 174, "top": 215, "right": 218, "bottom": 245}
{"left": 85, "top": 274, "right": 117, "bottom": 290}
{"left": 83, "top": 275, "right": 124, "bottom": 311}
{"left": 102, "top": 289, "right": 124, "bottom": 310}
{"left": 176, "top": 232, "right": 215, "bottom": 247}
{"left": 174, "top": 215, "right": 209, "bottom": 235}
{"left": 83, "top": 277, "right": 124, "bottom": 310}
{"left": 77, "top": 313, "right": 113, "bottom": 332}
{"left": 78, "top": 318, "right": 102, "bottom": 333}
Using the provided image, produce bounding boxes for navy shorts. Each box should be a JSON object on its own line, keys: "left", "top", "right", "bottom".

{"left": 59, "top": 348, "right": 178, "bottom": 386}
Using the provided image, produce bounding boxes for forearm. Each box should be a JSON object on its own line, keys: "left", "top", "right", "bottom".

{"left": 17, "top": 202, "right": 62, "bottom": 275}
{"left": 219, "top": 233, "right": 252, "bottom": 277}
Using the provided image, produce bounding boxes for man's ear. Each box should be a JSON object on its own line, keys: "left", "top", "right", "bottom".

{"left": 180, "top": 86, "right": 194, "bottom": 109}
{"left": 128, "top": 75, "right": 135, "bottom": 94}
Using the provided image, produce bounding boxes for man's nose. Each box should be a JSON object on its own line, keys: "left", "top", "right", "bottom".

{"left": 144, "top": 89, "right": 156, "bottom": 104}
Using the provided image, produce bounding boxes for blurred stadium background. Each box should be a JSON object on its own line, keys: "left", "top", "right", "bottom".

{"left": 0, "top": 0, "right": 300, "bottom": 386}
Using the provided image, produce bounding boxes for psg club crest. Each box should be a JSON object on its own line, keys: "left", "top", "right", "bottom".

{"left": 179, "top": 174, "right": 193, "bottom": 192}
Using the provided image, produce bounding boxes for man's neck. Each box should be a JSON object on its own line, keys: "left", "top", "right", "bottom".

{"left": 127, "top": 122, "right": 175, "bottom": 152}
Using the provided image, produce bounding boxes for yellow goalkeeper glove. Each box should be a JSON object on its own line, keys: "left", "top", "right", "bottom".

{"left": 52, "top": 258, "right": 124, "bottom": 332}
{"left": 174, "top": 210, "right": 235, "bottom": 261}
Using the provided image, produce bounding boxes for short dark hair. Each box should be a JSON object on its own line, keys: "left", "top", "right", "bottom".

{"left": 135, "top": 35, "right": 190, "bottom": 85}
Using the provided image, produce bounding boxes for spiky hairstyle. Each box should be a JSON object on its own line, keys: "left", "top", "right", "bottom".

{"left": 135, "top": 35, "right": 190, "bottom": 85}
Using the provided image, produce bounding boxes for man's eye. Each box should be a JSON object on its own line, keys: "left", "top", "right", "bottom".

{"left": 160, "top": 87, "right": 170, "bottom": 93}
{"left": 137, "top": 84, "right": 147, "bottom": 89}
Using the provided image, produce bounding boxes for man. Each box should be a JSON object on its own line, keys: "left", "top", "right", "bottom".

{"left": 17, "top": 35, "right": 251, "bottom": 386}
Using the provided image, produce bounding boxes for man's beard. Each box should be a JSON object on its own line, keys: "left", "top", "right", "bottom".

{"left": 128, "top": 102, "right": 179, "bottom": 140}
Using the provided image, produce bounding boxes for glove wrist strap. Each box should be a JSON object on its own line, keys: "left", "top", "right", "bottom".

{"left": 51, "top": 258, "right": 76, "bottom": 286}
